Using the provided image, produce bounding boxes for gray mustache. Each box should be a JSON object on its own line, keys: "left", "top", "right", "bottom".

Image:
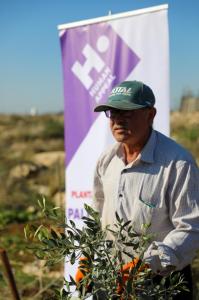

{"left": 114, "top": 126, "right": 127, "bottom": 130}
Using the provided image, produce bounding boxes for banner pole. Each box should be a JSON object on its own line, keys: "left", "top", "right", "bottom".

{"left": 58, "top": 4, "right": 168, "bottom": 30}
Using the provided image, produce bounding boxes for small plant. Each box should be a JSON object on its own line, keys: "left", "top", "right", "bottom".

{"left": 41, "top": 119, "right": 64, "bottom": 139}
{"left": 25, "top": 198, "right": 188, "bottom": 299}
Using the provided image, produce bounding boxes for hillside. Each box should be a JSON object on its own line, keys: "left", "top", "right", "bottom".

{"left": 171, "top": 111, "right": 199, "bottom": 164}
{"left": 0, "top": 112, "right": 198, "bottom": 299}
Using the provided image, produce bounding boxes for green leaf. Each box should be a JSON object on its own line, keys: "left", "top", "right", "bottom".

{"left": 84, "top": 204, "right": 100, "bottom": 222}
{"left": 67, "top": 230, "right": 75, "bottom": 238}
{"left": 115, "top": 212, "right": 122, "bottom": 223}
{"left": 69, "top": 220, "right": 76, "bottom": 227}
{"left": 160, "top": 277, "right": 166, "bottom": 286}
{"left": 60, "top": 232, "right": 66, "bottom": 239}
{"left": 51, "top": 228, "right": 59, "bottom": 239}
{"left": 123, "top": 242, "right": 135, "bottom": 247}
{"left": 79, "top": 268, "right": 87, "bottom": 276}
{"left": 34, "top": 224, "right": 43, "bottom": 238}
{"left": 123, "top": 250, "right": 135, "bottom": 259}
{"left": 82, "top": 251, "right": 91, "bottom": 260}
{"left": 76, "top": 228, "right": 83, "bottom": 235}
{"left": 126, "top": 278, "right": 133, "bottom": 294}
{"left": 24, "top": 224, "right": 29, "bottom": 240}
{"left": 61, "top": 288, "right": 70, "bottom": 297}
{"left": 128, "top": 232, "right": 139, "bottom": 238}
{"left": 84, "top": 220, "right": 96, "bottom": 228}
{"left": 122, "top": 220, "right": 132, "bottom": 228}
{"left": 69, "top": 275, "right": 76, "bottom": 286}
{"left": 86, "top": 228, "right": 95, "bottom": 236}
{"left": 70, "top": 252, "right": 76, "bottom": 265}
{"left": 82, "top": 216, "right": 94, "bottom": 222}
{"left": 45, "top": 238, "right": 57, "bottom": 247}
{"left": 37, "top": 199, "right": 43, "bottom": 209}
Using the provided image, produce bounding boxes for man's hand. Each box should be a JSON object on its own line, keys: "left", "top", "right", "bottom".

{"left": 75, "top": 257, "right": 89, "bottom": 283}
{"left": 117, "top": 258, "right": 149, "bottom": 293}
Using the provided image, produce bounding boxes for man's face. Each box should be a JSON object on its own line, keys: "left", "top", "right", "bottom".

{"left": 107, "top": 107, "right": 156, "bottom": 145}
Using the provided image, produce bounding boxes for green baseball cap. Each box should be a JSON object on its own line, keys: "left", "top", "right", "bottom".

{"left": 94, "top": 80, "right": 155, "bottom": 112}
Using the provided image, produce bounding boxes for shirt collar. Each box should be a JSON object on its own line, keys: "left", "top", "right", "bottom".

{"left": 140, "top": 129, "right": 156, "bottom": 163}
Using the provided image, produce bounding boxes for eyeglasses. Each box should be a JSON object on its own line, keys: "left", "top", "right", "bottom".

{"left": 104, "top": 107, "right": 150, "bottom": 119}
{"left": 104, "top": 109, "right": 134, "bottom": 119}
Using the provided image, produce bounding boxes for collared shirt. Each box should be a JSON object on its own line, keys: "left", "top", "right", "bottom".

{"left": 93, "top": 130, "right": 199, "bottom": 271}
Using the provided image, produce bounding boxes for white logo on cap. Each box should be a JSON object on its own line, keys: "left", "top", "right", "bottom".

{"left": 110, "top": 87, "right": 132, "bottom": 96}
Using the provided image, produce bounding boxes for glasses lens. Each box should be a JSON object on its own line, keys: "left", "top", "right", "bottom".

{"left": 105, "top": 109, "right": 133, "bottom": 119}
{"left": 105, "top": 111, "right": 111, "bottom": 118}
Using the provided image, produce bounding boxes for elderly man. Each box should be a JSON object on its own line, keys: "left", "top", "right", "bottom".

{"left": 93, "top": 80, "right": 199, "bottom": 298}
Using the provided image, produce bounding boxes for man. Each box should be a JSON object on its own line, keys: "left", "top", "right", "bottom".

{"left": 93, "top": 80, "right": 199, "bottom": 298}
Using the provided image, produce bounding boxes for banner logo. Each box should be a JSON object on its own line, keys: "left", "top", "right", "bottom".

{"left": 69, "top": 23, "right": 140, "bottom": 105}
{"left": 71, "top": 36, "right": 116, "bottom": 104}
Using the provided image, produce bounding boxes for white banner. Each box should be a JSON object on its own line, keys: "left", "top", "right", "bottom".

{"left": 58, "top": 3, "right": 169, "bottom": 281}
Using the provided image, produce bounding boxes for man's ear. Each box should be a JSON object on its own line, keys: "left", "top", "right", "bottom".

{"left": 152, "top": 107, "right": 157, "bottom": 118}
{"left": 148, "top": 107, "right": 156, "bottom": 125}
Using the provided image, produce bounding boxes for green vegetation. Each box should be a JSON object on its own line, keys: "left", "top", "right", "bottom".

{"left": 41, "top": 119, "right": 64, "bottom": 139}
{"left": 0, "top": 112, "right": 198, "bottom": 299}
{"left": 26, "top": 200, "right": 188, "bottom": 299}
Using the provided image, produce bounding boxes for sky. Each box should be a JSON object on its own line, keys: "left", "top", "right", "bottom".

{"left": 0, "top": 0, "right": 198, "bottom": 114}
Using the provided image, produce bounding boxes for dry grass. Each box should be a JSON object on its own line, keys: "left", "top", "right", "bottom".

{"left": 171, "top": 111, "right": 199, "bottom": 164}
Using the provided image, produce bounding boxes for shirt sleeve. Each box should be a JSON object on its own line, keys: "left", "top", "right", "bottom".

{"left": 146, "top": 161, "right": 199, "bottom": 271}
{"left": 92, "top": 158, "right": 105, "bottom": 216}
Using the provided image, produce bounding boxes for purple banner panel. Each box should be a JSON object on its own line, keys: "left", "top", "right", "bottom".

{"left": 60, "top": 22, "right": 140, "bottom": 166}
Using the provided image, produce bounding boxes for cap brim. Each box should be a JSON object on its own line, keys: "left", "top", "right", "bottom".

{"left": 94, "top": 101, "right": 147, "bottom": 112}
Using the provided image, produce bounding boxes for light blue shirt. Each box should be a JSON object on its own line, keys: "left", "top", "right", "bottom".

{"left": 93, "top": 130, "right": 199, "bottom": 271}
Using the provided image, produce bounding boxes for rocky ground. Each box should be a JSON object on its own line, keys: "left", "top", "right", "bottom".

{"left": 0, "top": 114, "right": 65, "bottom": 210}
{"left": 0, "top": 114, "right": 65, "bottom": 299}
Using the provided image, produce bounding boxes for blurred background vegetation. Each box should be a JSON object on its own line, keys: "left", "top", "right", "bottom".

{"left": 0, "top": 111, "right": 198, "bottom": 299}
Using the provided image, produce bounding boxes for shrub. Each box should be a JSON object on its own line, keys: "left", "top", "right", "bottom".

{"left": 41, "top": 120, "right": 64, "bottom": 139}
{"left": 25, "top": 199, "right": 188, "bottom": 299}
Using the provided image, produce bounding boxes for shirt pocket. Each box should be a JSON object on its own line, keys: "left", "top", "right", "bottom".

{"left": 130, "top": 184, "right": 167, "bottom": 234}
{"left": 133, "top": 198, "right": 154, "bottom": 223}
{"left": 133, "top": 193, "right": 170, "bottom": 238}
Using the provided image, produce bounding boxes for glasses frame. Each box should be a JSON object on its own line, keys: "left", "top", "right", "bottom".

{"left": 104, "top": 107, "right": 151, "bottom": 119}
{"left": 104, "top": 109, "right": 134, "bottom": 119}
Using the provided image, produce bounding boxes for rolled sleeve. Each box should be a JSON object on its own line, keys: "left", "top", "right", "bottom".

{"left": 144, "top": 242, "right": 179, "bottom": 274}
